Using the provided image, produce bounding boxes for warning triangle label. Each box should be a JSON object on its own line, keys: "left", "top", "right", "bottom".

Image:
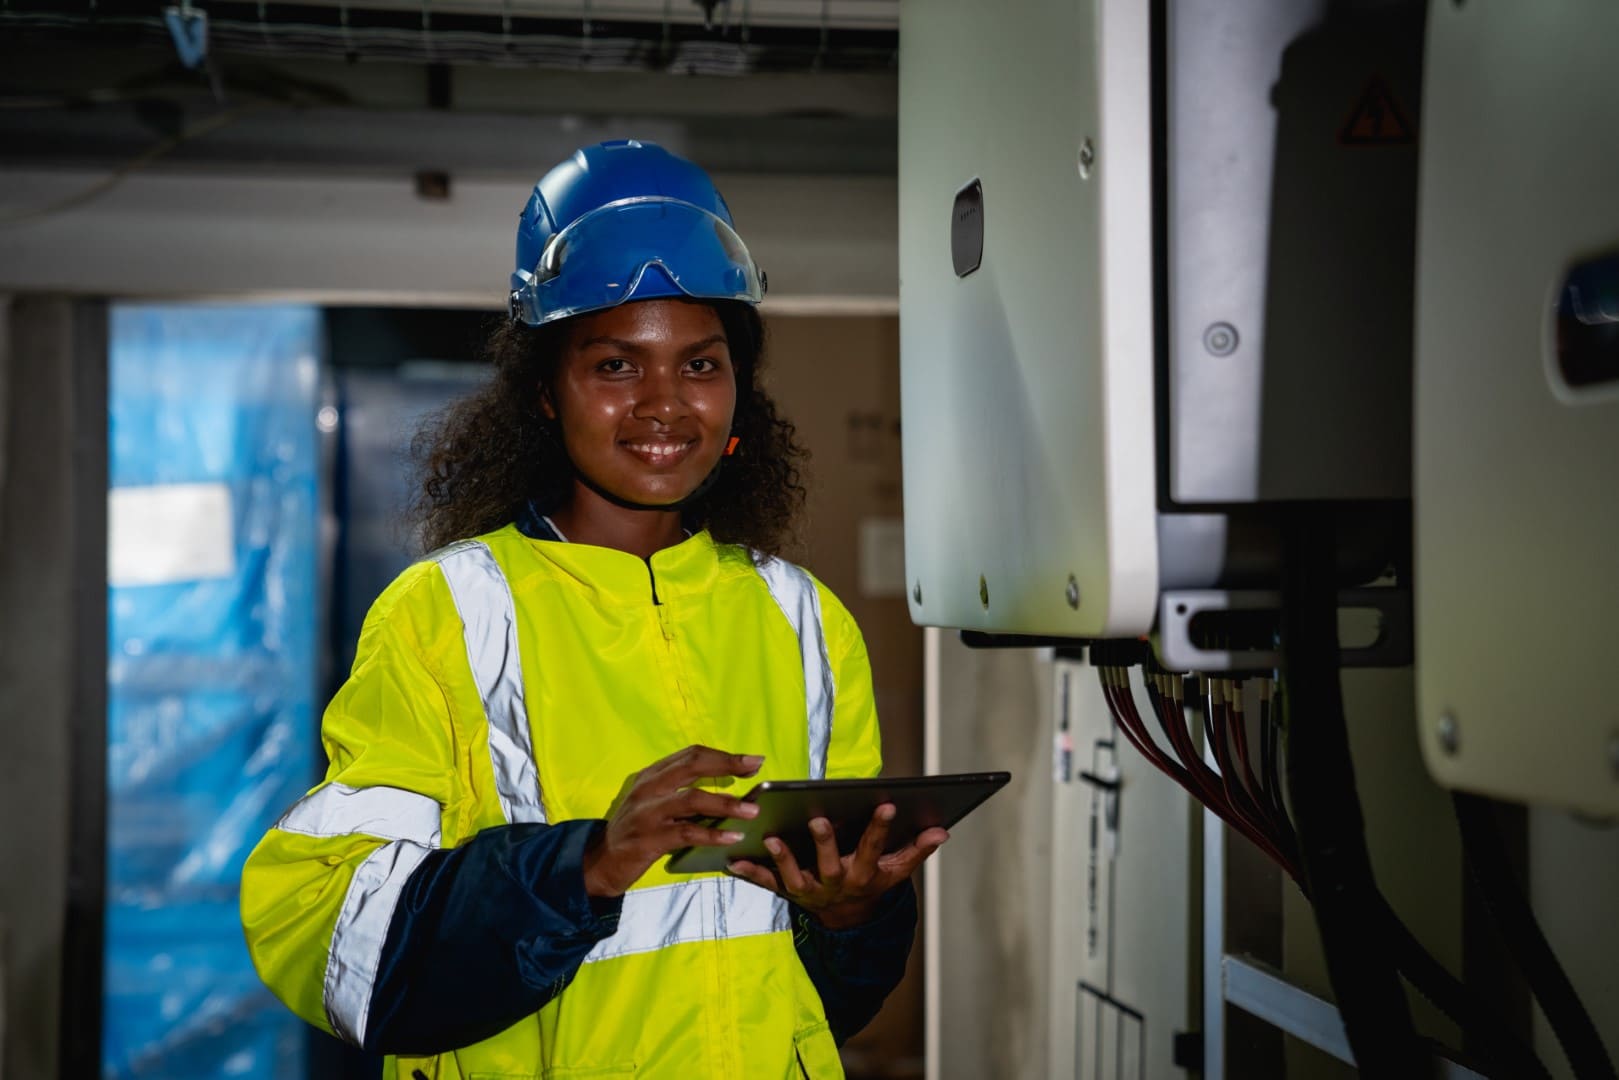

{"left": 1338, "top": 76, "right": 1416, "bottom": 146}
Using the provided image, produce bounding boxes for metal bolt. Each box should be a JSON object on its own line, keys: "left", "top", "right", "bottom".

{"left": 979, "top": 575, "right": 990, "bottom": 609}
{"left": 1066, "top": 574, "right": 1081, "bottom": 610}
{"left": 1078, "top": 138, "right": 1096, "bottom": 180}
{"left": 1437, "top": 711, "right": 1460, "bottom": 756}
{"left": 912, "top": 581, "right": 923, "bottom": 606}
{"left": 1203, "top": 322, "right": 1239, "bottom": 356}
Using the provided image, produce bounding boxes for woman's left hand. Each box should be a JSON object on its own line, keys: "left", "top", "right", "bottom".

{"left": 726, "top": 804, "right": 948, "bottom": 930}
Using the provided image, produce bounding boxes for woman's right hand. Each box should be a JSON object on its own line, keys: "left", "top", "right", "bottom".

{"left": 581, "top": 745, "right": 764, "bottom": 898}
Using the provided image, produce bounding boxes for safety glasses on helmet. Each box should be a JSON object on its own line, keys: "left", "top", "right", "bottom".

{"left": 509, "top": 196, "right": 766, "bottom": 325}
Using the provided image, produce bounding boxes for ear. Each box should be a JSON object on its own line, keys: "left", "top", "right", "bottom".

{"left": 538, "top": 384, "right": 557, "bottom": 422}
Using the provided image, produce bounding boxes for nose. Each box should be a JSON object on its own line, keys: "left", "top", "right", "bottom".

{"left": 633, "top": 365, "right": 689, "bottom": 425}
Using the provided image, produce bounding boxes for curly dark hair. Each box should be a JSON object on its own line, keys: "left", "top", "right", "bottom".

{"left": 410, "top": 300, "right": 808, "bottom": 557}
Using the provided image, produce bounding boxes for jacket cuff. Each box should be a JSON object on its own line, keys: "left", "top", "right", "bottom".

{"left": 506, "top": 819, "right": 624, "bottom": 945}
{"left": 795, "top": 878, "right": 917, "bottom": 951}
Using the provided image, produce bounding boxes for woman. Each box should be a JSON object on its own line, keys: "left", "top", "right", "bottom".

{"left": 241, "top": 140, "right": 947, "bottom": 1079}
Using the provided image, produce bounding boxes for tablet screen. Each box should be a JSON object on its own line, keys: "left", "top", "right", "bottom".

{"left": 665, "top": 771, "right": 1010, "bottom": 875}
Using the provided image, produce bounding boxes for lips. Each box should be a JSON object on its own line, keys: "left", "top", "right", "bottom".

{"left": 620, "top": 438, "right": 696, "bottom": 468}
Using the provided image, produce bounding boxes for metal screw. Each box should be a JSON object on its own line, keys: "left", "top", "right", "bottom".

{"left": 1066, "top": 574, "right": 1081, "bottom": 610}
{"left": 1078, "top": 138, "right": 1096, "bottom": 180}
{"left": 1437, "top": 711, "right": 1460, "bottom": 756}
{"left": 912, "top": 581, "right": 923, "bottom": 606}
{"left": 1203, "top": 322, "right": 1239, "bottom": 356}
{"left": 979, "top": 575, "right": 990, "bottom": 609}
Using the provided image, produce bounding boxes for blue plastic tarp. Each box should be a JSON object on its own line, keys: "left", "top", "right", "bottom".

{"left": 105, "top": 304, "right": 322, "bottom": 1080}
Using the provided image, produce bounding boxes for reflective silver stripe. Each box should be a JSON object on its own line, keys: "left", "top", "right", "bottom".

{"left": 432, "top": 540, "right": 547, "bottom": 825}
{"left": 323, "top": 839, "right": 432, "bottom": 1046}
{"left": 755, "top": 557, "right": 835, "bottom": 779}
{"left": 275, "top": 783, "right": 441, "bottom": 847}
{"left": 581, "top": 877, "right": 789, "bottom": 965}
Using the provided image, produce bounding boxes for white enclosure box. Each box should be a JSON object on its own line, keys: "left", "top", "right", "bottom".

{"left": 897, "top": 0, "right": 1160, "bottom": 638}
{"left": 1415, "top": 0, "right": 1619, "bottom": 816}
{"left": 898, "top": 0, "right": 1421, "bottom": 645}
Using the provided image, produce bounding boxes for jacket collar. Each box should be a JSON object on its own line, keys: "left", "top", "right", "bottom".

{"left": 513, "top": 500, "right": 721, "bottom": 602}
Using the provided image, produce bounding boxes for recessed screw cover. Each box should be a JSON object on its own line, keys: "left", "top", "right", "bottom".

{"left": 1066, "top": 575, "right": 1081, "bottom": 610}
{"left": 979, "top": 575, "right": 990, "bottom": 609}
{"left": 912, "top": 581, "right": 923, "bottom": 606}
{"left": 1078, "top": 138, "right": 1096, "bottom": 180}
{"left": 1204, "top": 322, "right": 1239, "bottom": 356}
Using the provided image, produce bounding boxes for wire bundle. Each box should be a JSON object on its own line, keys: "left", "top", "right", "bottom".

{"left": 1095, "top": 657, "right": 1302, "bottom": 887}
{"left": 1089, "top": 643, "right": 1588, "bottom": 1080}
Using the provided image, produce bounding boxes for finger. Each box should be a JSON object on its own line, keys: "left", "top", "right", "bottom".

{"left": 809, "top": 818, "right": 844, "bottom": 886}
{"left": 644, "top": 745, "right": 765, "bottom": 791}
{"left": 850, "top": 804, "right": 896, "bottom": 882}
{"left": 875, "top": 828, "right": 950, "bottom": 878}
{"left": 724, "top": 860, "right": 781, "bottom": 894}
{"left": 669, "top": 788, "right": 760, "bottom": 823}
{"left": 668, "top": 823, "right": 746, "bottom": 851}
{"left": 765, "top": 836, "right": 812, "bottom": 895}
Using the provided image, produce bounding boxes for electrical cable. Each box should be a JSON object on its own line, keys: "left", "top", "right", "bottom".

{"left": 1227, "top": 680, "right": 1265, "bottom": 807}
{"left": 1104, "top": 666, "right": 1190, "bottom": 784}
{"left": 1208, "top": 684, "right": 1270, "bottom": 836}
{"left": 1258, "top": 705, "right": 1275, "bottom": 801}
{"left": 1262, "top": 684, "right": 1288, "bottom": 823}
{"left": 1107, "top": 663, "right": 1295, "bottom": 880}
{"left": 1096, "top": 647, "right": 1548, "bottom": 1078}
{"left": 1454, "top": 792, "right": 1617, "bottom": 1080}
{"left": 1280, "top": 504, "right": 1424, "bottom": 1076}
{"left": 1150, "top": 673, "right": 1285, "bottom": 865}
{"left": 1374, "top": 894, "right": 1555, "bottom": 1080}
{"left": 1230, "top": 682, "right": 1295, "bottom": 853}
{"left": 1215, "top": 683, "right": 1298, "bottom": 863}
{"left": 1200, "top": 674, "right": 1218, "bottom": 750}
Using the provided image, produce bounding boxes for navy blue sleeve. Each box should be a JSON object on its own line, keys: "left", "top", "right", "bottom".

{"left": 362, "top": 819, "right": 623, "bottom": 1056}
{"left": 792, "top": 879, "right": 919, "bottom": 1044}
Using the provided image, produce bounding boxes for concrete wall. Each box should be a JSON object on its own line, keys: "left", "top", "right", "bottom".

{"left": 0, "top": 168, "right": 897, "bottom": 313}
{"left": 0, "top": 297, "right": 106, "bottom": 1080}
{"left": 926, "top": 631, "right": 1054, "bottom": 1080}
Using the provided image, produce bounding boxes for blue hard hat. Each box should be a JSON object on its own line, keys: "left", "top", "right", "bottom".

{"left": 510, "top": 140, "right": 767, "bottom": 325}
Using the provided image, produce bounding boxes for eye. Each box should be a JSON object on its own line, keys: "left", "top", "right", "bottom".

{"left": 687, "top": 357, "right": 720, "bottom": 374}
{"left": 596, "top": 357, "right": 633, "bottom": 374}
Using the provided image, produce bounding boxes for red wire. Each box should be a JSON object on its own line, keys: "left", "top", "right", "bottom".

{"left": 1105, "top": 669, "right": 1190, "bottom": 783}
{"left": 1228, "top": 684, "right": 1292, "bottom": 844}
{"left": 1211, "top": 691, "right": 1285, "bottom": 847}
{"left": 1110, "top": 667, "right": 1301, "bottom": 880}
{"left": 1171, "top": 678, "right": 1300, "bottom": 878}
{"left": 1228, "top": 681, "right": 1263, "bottom": 799}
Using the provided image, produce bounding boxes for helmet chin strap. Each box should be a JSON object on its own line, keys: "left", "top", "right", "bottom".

{"left": 570, "top": 456, "right": 725, "bottom": 514}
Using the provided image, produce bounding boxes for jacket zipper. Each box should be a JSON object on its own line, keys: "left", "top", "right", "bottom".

{"left": 647, "top": 552, "right": 735, "bottom": 1075}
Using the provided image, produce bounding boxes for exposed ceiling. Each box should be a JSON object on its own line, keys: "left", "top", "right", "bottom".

{"left": 0, "top": 0, "right": 899, "bottom": 181}
{"left": 0, "top": 0, "right": 899, "bottom": 72}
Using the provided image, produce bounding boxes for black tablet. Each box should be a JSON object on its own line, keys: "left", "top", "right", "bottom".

{"left": 665, "top": 771, "right": 1011, "bottom": 874}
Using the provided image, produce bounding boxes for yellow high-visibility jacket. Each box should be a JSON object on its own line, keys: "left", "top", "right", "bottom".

{"left": 241, "top": 523, "right": 894, "bottom": 1079}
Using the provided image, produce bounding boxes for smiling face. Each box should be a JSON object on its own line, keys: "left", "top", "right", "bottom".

{"left": 542, "top": 298, "right": 738, "bottom": 511}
